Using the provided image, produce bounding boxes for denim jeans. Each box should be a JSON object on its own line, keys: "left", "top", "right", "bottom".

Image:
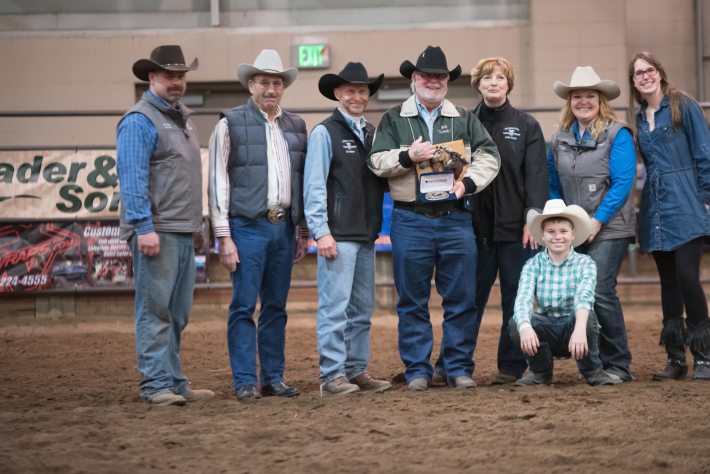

{"left": 227, "top": 217, "right": 295, "bottom": 390}
{"left": 575, "top": 237, "right": 632, "bottom": 378}
{"left": 391, "top": 209, "right": 478, "bottom": 384}
{"left": 435, "top": 240, "right": 536, "bottom": 379}
{"left": 509, "top": 310, "right": 603, "bottom": 377}
{"left": 316, "top": 241, "right": 375, "bottom": 385}
{"left": 130, "top": 232, "right": 195, "bottom": 401}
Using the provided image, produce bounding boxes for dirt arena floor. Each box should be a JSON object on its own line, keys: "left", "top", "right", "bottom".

{"left": 1, "top": 302, "right": 710, "bottom": 474}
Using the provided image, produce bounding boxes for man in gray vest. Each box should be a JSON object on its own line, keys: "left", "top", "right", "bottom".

{"left": 117, "top": 45, "right": 214, "bottom": 406}
{"left": 208, "top": 50, "right": 309, "bottom": 401}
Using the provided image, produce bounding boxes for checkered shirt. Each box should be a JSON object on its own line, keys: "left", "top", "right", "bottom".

{"left": 512, "top": 247, "right": 597, "bottom": 329}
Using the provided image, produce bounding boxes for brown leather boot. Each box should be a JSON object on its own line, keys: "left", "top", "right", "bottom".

{"left": 349, "top": 373, "right": 392, "bottom": 392}
{"left": 431, "top": 372, "right": 447, "bottom": 387}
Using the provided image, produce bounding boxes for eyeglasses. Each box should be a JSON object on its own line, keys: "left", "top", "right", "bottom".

{"left": 415, "top": 72, "right": 448, "bottom": 81}
{"left": 254, "top": 80, "right": 284, "bottom": 89}
{"left": 632, "top": 67, "right": 660, "bottom": 79}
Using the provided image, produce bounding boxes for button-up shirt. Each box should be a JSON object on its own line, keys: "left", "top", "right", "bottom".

{"left": 304, "top": 109, "right": 368, "bottom": 239}
{"left": 513, "top": 247, "right": 597, "bottom": 328}
{"left": 415, "top": 95, "right": 443, "bottom": 142}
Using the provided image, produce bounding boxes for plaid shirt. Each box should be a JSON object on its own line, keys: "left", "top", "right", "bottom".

{"left": 513, "top": 247, "right": 597, "bottom": 328}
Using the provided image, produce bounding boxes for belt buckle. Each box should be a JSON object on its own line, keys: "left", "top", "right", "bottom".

{"left": 268, "top": 207, "right": 287, "bottom": 224}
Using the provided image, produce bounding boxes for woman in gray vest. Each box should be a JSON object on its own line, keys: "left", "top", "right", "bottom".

{"left": 547, "top": 67, "right": 636, "bottom": 383}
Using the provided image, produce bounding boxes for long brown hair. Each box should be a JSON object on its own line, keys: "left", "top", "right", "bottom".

{"left": 628, "top": 51, "right": 695, "bottom": 138}
{"left": 558, "top": 90, "right": 626, "bottom": 140}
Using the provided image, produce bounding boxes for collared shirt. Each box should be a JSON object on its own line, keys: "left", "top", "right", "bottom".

{"left": 513, "top": 247, "right": 597, "bottom": 328}
{"left": 116, "top": 90, "right": 169, "bottom": 236}
{"left": 208, "top": 105, "right": 292, "bottom": 238}
{"left": 303, "top": 109, "right": 369, "bottom": 239}
{"left": 415, "top": 95, "right": 443, "bottom": 142}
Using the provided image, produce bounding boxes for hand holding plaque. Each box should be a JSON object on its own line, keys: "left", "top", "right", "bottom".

{"left": 417, "top": 140, "right": 469, "bottom": 203}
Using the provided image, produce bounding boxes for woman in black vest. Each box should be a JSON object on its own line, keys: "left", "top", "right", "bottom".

{"left": 547, "top": 67, "right": 636, "bottom": 383}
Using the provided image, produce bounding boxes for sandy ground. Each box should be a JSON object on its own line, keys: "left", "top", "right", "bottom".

{"left": 1, "top": 304, "right": 710, "bottom": 474}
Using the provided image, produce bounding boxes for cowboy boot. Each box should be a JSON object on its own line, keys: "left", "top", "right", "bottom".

{"left": 653, "top": 318, "right": 688, "bottom": 381}
{"left": 686, "top": 319, "right": 710, "bottom": 382}
{"left": 515, "top": 343, "right": 553, "bottom": 386}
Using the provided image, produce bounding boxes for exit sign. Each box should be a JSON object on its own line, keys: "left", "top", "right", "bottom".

{"left": 291, "top": 44, "right": 330, "bottom": 69}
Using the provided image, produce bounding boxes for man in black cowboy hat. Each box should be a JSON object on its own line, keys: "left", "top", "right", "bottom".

{"left": 303, "top": 62, "right": 391, "bottom": 397}
{"left": 117, "top": 45, "right": 213, "bottom": 406}
{"left": 368, "top": 46, "right": 500, "bottom": 391}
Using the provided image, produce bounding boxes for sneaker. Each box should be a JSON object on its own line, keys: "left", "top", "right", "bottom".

{"left": 407, "top": 377, "right": 429, "bottom": 391}
{"left": 321, "top": 376, "right": 360, "bottom": 397}
{"left": 349, "top": 373, "right": 392, "bottom": 392}
{"left": 584, "top": 369, "right": 616, "bottom": 386}
{"left": 184, "top": 389, "right": 215, "bottom": 402}
{"left": 448, "top": 375, "right": 476, "bottom": 389}
{"left": 431, "top": 372, "right": 447, "bottom": 387}
{"left": 514, "top": 371, "right": 552, "bottom": 386}
{"left": 150, "top": 392, "right": 187, "bottom": 406}
{"left": 491, "top": 372, "right": 518, "bottom": 385}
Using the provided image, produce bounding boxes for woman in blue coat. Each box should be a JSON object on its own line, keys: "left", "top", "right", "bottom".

{"left": 629, "top": 51, "right": 710, "bottom": 381}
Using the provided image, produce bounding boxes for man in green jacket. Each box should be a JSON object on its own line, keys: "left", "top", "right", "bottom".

{"left": 368, "top": 46, "right": 500, "bottom": 391}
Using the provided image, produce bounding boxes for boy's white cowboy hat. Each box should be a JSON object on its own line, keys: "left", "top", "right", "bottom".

{"left": 553, "top": 66, "right": 621, "bottom": 100}
{"left": 237, "top": 49, "right": 298, "bottom": 88}
{"left": 527, "top": 199, "right": 592, "bottom": 247}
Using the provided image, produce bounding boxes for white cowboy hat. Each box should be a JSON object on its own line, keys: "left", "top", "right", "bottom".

{"left": 237, "top": 49, "right": 298, "bottom": 89}
{"left": 527, "top": 199, "right": 592, "bottom": 248}
{"left": 553, "top": 66, "right": 620, "bottom": 101}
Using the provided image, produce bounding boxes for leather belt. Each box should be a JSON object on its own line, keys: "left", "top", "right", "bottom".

{"left": 264, "top": 207, "right": 290, "bottom": 224}
{"left": 393, "top": 200, "right": 464, "bottom": 218}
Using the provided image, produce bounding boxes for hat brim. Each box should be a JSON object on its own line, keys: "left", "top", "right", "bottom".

{"left": 318, "top": 73, "right": 385, "bottom": 101}
{"left": 133, "top": 58, "right": 198, "bottom": 82}
{"left": 400, "top": 60, "right": 462, "bottom": 82}
{"left": 237, "top": 64, "right": 298, "bottom": 89}
{"left": 527, "top": 205, "right": 592, "bottom": 248}
{"left": 553, "top": 80, "right": 621, "bottom": 101}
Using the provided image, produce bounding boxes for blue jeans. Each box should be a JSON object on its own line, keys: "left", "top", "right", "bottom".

{"left": 509, "top": 310, "right": 603, "bottom": 377}
{"left": 434, "top": 240, "right": 535, "bottom": 379}
{"left": 227, "top": 217, "right": 295, "bottom": 390}
{"left": 576, "top": 237, "right": 632, "bottom": 378}
{"left": 316, "top": 241, "right": 375, "bottom": 385}
{"left": 130, "top": 232, "right": 195, "bottom": 401}
{"left": 391, "top": 209, "right": 478, "bottom": 384}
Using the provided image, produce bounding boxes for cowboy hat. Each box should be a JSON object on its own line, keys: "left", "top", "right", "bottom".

{"left": 553, "top": 66, "right": 620, "bottom": 100}
{"left": 318, "top": 62, "right": 385, "bottom": 101}
{"left": 527, "top": 199, "right": 592, "bottom": 248}
{"left": 237, "top": 50, "right": 298, "bottom": 89}
{"left": 400, "top": 46, "right": 462, "bottom": 82}
{"left": 133, "top": 45, "right": 198, "bottom": 82}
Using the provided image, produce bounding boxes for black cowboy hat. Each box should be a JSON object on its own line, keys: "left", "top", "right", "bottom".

{"left": 400, "top": 46, "right": 461, "bottom": 82}
{"left": 132, "top": 45, "right": 199, "bottom": 82}
{"left": 318, "top": 62, "right": 385, "bottom": 101}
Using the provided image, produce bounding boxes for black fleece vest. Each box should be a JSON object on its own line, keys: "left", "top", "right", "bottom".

{"left": 320, "top": 109, "right": 383, "bottom": 243}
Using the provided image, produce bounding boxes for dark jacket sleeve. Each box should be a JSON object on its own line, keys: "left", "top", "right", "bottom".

{"left": 523, "top": 115, "right": 550, "bottom": 218}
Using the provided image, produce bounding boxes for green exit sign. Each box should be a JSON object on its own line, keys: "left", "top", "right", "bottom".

{"left": 291, "top": 44, "right": 330, "bottom": 69}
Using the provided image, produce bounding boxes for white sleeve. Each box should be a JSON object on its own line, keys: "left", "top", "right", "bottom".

{"left": 208, "top": 118, "right": 231, "bottom": 238}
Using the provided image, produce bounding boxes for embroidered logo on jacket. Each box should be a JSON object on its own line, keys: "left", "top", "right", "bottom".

{"left": 503, "top": 127, "right": 520, "bottom": 140}
{"left": 342, "top": 140, "right": 357, "bottom": 154}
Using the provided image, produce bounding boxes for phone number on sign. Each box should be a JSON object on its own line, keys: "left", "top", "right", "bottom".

{"left": 0, "top": 275, "right": 48, "bottom": 287}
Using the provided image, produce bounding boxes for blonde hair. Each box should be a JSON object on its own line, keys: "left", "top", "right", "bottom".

{"left": 558, "top": 90, "right": 627, "bottom": 140}
{"left": 470, "top": 57, "right": 515, "bottom": 94}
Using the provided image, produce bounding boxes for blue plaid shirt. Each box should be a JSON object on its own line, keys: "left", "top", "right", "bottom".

{"left": 116, "top": 90, "right": 167, "bottom": 235}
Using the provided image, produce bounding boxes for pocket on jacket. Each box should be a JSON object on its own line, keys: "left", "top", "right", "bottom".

{"left": 580, "top": 177, "right": 609, "bottom": 214}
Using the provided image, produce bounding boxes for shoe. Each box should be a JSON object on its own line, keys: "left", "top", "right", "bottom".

{"left": 514, "top": 371, "right": 552, "bottom": 386}
{"left": 653, "top": 359, "right": 688, "bottom": 381}
{"left": 491, "top": 372, "right": 518, "bottom": 385}
{"left": 184, "top": 389, "right": 215, "bottom": 402}
{"left": 407, "top": 378, "right": 429, "bottom": 391}
{"left": 150, "top": 392, "right": 187, "bottom": 406}
{"left": 584, "top": 369, "right": 616, "bottom": 386}
{"left": 261, "top": 382, "right": 299, "bottom": 398}
{"left": 321, "top": 376, "right": 360, "bottom": 397}
{"left": 448, "top": 375, "right": 476, "bottom": 389}
{"left": 431, "top": 372, "right": 447, "bottom": 387}
{"left": 349, "top": 373, "right": 392, "bottom": 392}
{"left": 686, "top": 319, "right": 710, "bottom": 381}
{"left": 693, "top": 361, "right": 710, "bottom": 381}
{"left": 605, "top": 368, "right": 634, "bottom": 384}
{"left": 236, "top": 384, "right": 261, "bottom": 401}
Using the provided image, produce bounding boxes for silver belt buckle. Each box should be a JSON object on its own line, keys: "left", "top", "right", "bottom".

{"left": 268, "top": 207, "right": 288, "bottom": 224}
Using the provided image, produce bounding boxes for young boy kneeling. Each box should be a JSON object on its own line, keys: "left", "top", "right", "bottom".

{"left": 510, "top": 199, "right": 614, "bottom": 386}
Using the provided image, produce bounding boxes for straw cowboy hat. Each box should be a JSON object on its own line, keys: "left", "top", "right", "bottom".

{"left": 237, "top": 50, "right": 298, "bottom": 89}
{"left": 527, "top": 199, "right": 592, "bottom": 247}
{"left": 133, "top": 45, "right": 198, "bottom": 82}
{"left": 400, "top": 46, "right": 462, "bottom": 82}
{"left": 318, "top": 62, "right": 385, "bottom": 101}
{"left": 553, "top": 66, "right": 620, "bottom": 100}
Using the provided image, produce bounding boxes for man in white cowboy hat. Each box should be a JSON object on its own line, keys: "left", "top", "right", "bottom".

{"left": 208, "top": 49, "right": 308, "bottom": 401}
{"left": 303, "top": 62, "right": 391, "bottom": 397}
{"left": 509, "top": 199, "right": 615, "bottom": 386}
{"left": 117, "top": 45, "right": 213, "bottom": 406}
{"left": 368, "top": 46, "right": 500, "bottom": 391}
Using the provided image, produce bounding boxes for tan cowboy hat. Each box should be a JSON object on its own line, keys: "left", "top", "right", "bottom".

{"left": 527, "top": 199, "right": 592, "bottom": 248}
{"left": 553, "top": 66, "right": 620, "bottom": 100}
{"left": 237, "top": 49, "right": 298, "bottom": 89}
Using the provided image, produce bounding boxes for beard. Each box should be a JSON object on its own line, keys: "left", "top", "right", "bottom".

{"left": 416, "top": 83, "right": 447, "bottom": 103}
{"left": 166, "top": 88, "right": 184, "bottom": 103}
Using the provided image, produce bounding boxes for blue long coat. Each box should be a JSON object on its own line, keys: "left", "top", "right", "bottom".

{"left": 635, "top": 95, "right": 710, "bottom": 252}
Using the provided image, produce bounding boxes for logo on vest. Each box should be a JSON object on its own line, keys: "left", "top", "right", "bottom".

{"left": 342, "top": 140, "right": 357, "bottom": 154}
{"left": 503, "top": 127, "right": 520, "bottom": 140}
{"left": 589, "top": 184, "right": 597, "bottom": 192}
{"left": 162, "top": 123, "right": 173, "bottom": 129}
